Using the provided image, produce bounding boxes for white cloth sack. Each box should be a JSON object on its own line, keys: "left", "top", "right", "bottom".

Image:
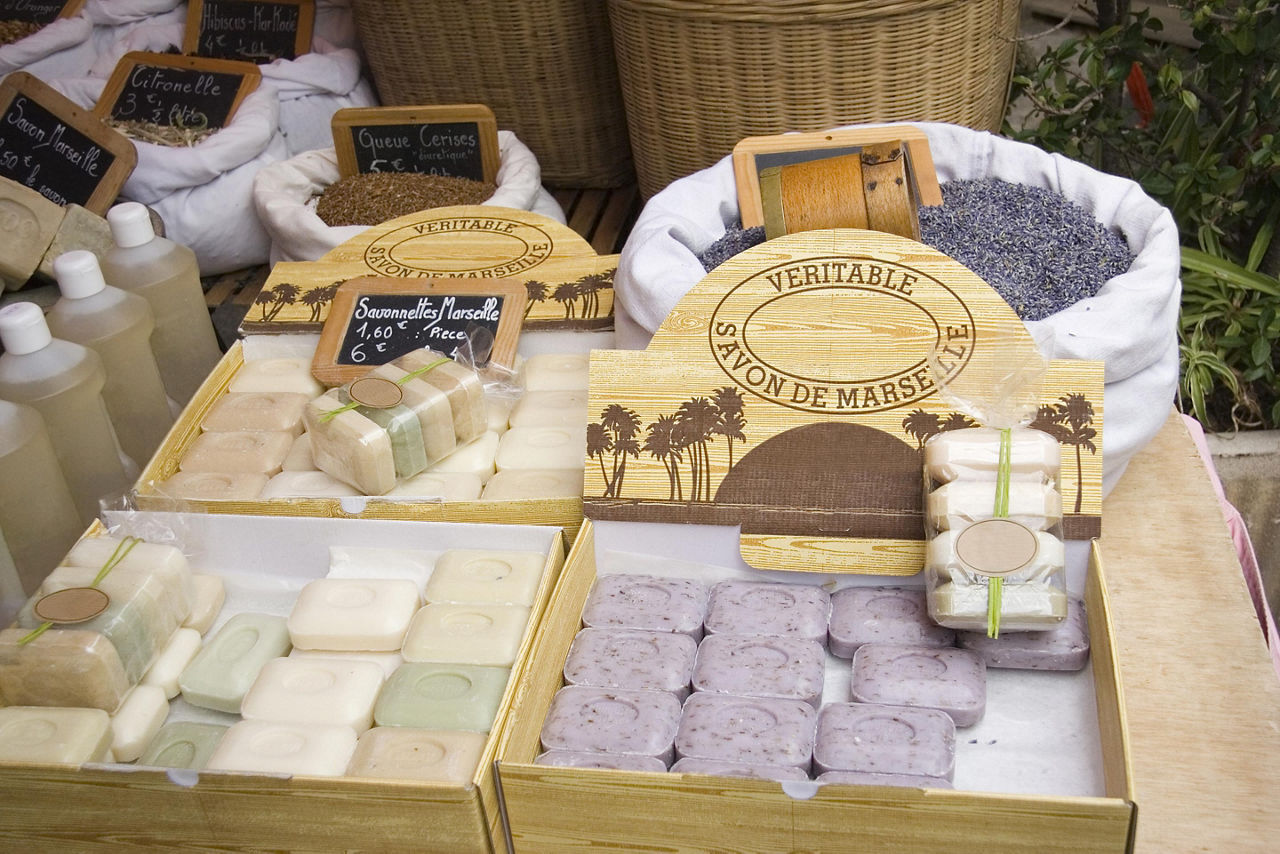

{"left": 253, "top": 130, "right": 567, "bottom": 264}
{"left": 614, "top": 122, "right": 1182, "bottom": 494}
{"left": 0, "top": 0, "right": 182, "bottom": 78}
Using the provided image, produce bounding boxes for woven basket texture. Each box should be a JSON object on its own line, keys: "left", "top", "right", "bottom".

{"left": 351, "top": 0, "right": 634, "bottom": 188}
{"left": 609, "top": 0, "right": 1021, "bottom": 197}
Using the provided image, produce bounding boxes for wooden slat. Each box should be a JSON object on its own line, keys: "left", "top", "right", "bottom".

{"left": 201, "top": 273, "right": 242, "bottom": 308}
{"left": 590, "top": 184, "right": 639, "bottom": 254}
{"left": 567, "top": 188, "right": 607, "bottom": 242}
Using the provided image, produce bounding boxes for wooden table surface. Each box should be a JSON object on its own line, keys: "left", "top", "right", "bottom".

{"left": 1099, "top": 410, "right": 1280, "bottom": 852}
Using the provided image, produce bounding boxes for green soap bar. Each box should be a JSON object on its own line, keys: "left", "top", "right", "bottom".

{"left": 374, "top": 663, "right": 511, "bottom": 732}
{"left": 337, "top": 388, "right": 429, "bottom": 479}
{"left": 178, "top": 613, "right": 292, "bottom": 714}
{"left": 138, "top": 721, "right": 228, "bottom": 770}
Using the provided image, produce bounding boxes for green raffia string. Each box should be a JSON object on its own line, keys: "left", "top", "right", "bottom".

{"left": 17, "top": 536, "right": 142, "bottom": 645}
{"left": 987, "top": 428, "right": 1014, "bottom": 638}
{"left": 319, "top": 356, "right": 452, "bottom": 423}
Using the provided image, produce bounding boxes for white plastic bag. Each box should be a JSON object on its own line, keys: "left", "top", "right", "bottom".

{"left": 614, "top": 122, "right": 1182, "bottom": 494}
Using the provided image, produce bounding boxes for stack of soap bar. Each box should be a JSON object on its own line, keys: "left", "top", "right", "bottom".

{"left": 495, "top": 427, "right": 586, "bottom": 472}
{"left": 927, "top": 481, "right": 1062, "bottom": 531}
{"left": 509, "top": 390, "right": 588, "bottom": 428}
{"left": 691, "top": 634, "right": 826, "bottom": 706}
{"left": 535, "top": 749, "right": 667, "bottom": 772}
{"left": 179, "top": 612, "right": 291, "bottom": 713}
{"left": 563, "top": 628, "right": 698, "bottom": 699}
{"left": 812, "top": 702, "right": 955, "bottom": 781}
{"left": 581, "top": 574, "right": 708, "bottom": 640}
{"left": 63, "top": 536, "right": 195, "bottom": 613}
{"left": 241, "top": 656, "right": 385, "bottom": 732}
{"left": 0, "top": 627, "right": 131, "bottom": 712}
{"left": 303, "top": 392, "right": 402, "bottom": 495}
{"left": 0, "top": 706, "right": 113, "bottom": 764}
{"left": 179, "top": 431, "right": 294, "bottom": 476}
{"left": 850, "top": 644, "right": 986, "bottom": 727}
{"left": 427, "top": 431, "right": 500, "bottom": 483}
{"left": 201, "top": 392, "right": 310, "bottom": 436}
{"left": 827, "top": 586, "right": 955, "bottom": 658}
{"left": 540, "top": 685, "right": 681, "bottom": 766}
{"left": 522, "top": 353, "right": 590, "bottom": 391}
{"left": 675, "top": 692, "right": 815, "bottom": 770}
{"left": 366, "top": 363, "right": 456, "bottom": 463}
{"left": 260, "top": 470, "right": 361, "bottom": 498}
{"left": 669, "top": 757, "right": 811, "bottom": 781}
{"left": 704, "top": 580, "right": 831, "bottom": 645}
{"left": 480, "top": 468, "right": 582, "bottom": 500}
{"left": 424, "top": 548, "right": 546, "bottom": 606}
{"left": 152, "top": 471, "right": 268, "bottom": 500}
{"left": 206, "top": 719, "right": 357, "bottom": 776}
{"left": 924, "top": 427, "right": 1060, "bottom": 483}
{"left": 229, "top": 357, "right": 324, "bottom": 397}
{"left": 958, "top": 597, "right": 1090, "bottom": 670}
{"left": 348, "top": 727, "right": 488, "bottom": 782}
{"left": 392, "top": 349, "right": 488, "bottom": 443}
{"left": 138, "top": 721, "right": 228, "bottom": 769}
{"left": 401, "top": 603, "right": 530, "bottom": 667}
{"left": 387, "top": 470, "right": 483, "bottom": 500}
{"left": 373, "top": 662, "right": 510, "bottom": 731}
{"left": 287, "top": 578, "right": 421, "bottom": 652}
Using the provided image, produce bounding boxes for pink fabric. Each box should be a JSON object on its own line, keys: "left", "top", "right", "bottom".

{"left": 1180, "top": 415, "right": 1280, "bottom": 679}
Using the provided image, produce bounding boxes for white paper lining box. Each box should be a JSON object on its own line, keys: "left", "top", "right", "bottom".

{"left": 0, "top": 512, "right": 566, "bottom": 854}
{"left": 493, "top": 520, "right": 1135, "bottom": 853}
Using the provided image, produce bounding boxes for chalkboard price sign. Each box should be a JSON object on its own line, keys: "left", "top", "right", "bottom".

{"left": 331, "top": 105, "right": 500, "bottom": 182}
{"left": 0, "top": 72, "right": 136, "bottom": 215}
{"left": 0, "top": 0, "right": 85, "bottom": 24}
{"left": 312, "top": 276, "right": 526, "bottom": 386}
{"left": 95, "top": 52, "right": 261, "bottom": 131}
{"left": 183, "top": 0, "right": 315, "bottom": 64}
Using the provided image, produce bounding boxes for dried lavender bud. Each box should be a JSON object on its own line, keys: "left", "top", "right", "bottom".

{"left": 698, "top": 225, "right": 766, "bottom": 271}
{"left": 316, "top": 172, "right": 497, "bottom": 227}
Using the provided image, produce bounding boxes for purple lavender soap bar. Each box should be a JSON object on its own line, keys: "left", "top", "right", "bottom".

{"left": 958, "top": 597, "right": 1090, "bottom": 671}
{"left": 813, "top": 702, "right": 956, "bottom": 780}
{"left": 704, "top": 581, "right": 831, "bottom": 645}
{"left": 670, "top": 757, "right": 810, "bottom": 782}
{"left": 580, "top": 574, "right": 708, "bottom": 639}
{"left": 675, "top": 692, "right": 815, "bottom": 769}
{"left": 691, "top": 634, "right": 826, "bottom": 707}
{"left": 850, "top": 644, "right": 986, "bottom": 727}
{"left": 827, "top": 586, "right": 955, "bottom": 658}
{"left": 535, "top": 749, "right": 668, "bottom": 772}
{"left": 539, "top": 685, "right": 681, "bottom": 766}
{"left": 564, "top": 628, "right": 698, "bottom": 699}
{"left": 817, "top": 770, "right": 953, "bottom": 789}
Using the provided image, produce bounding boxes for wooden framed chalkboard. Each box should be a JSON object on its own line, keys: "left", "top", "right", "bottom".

{"left": 331, "top": 105, "right": 500, "bottom": 182}
{"left": 312, "top": 276, "right": 527, "bottom": 386}
{"left": 733, "top": 126, "right": 942, "bottom": 229}
{"left": 183, "top": 0, "right": 315, "bottom": 64}
{"left": 94, "top": 52, "right": 261, "bottom": 132}
{"left": 0, "top": 0, "right": 86, "bottom": 23}
{"left": 0, "top": 72, "right": 136, "bottom": 216}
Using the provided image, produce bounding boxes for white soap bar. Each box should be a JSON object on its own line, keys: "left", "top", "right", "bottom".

{"left": 304, "top": 392, "right": 397, "bottom": 495}
{"left": 496, "top": 427, "right": 586, "bottom": 472}
{"left": 260, "top": 470, "right": 362, "bottom": 498}
{"left": 509, "top": 390, "right": 588, "bottom": 428}
{"left": 327, "top": 546, "right": 436, "bottom": 587}
{"left": 179, "top": 430, "right": 294, "bottom": 476}
{"left": 522, "top": 353, "right": 590, "bottom": 391}
{"left": 229, "top": 357, "right": 325, "bottom": 396}
{"left": 201, "top": 392, "right": 310, "bottom": 436}
{"left": 183, "top": 574, "right": 226, "bottom": 634}
{"left": 486, "top": 395, "right": 515, "bottom": 435}
{"left": 288, "top": 578, "right": 421, "bottom": 651}
{"left": 152, "top": 471, "right": 268, "bottom": 500}
{"left": 927, "top": 481, "right": 1062, "bottom": 531}
{"left": 281, "top": 432, "right": 317, "bottom": 471}
{"left": 206, "top": 720, "right": 357, "bottom": 777}
{"left": 367, "top": 363, "right": 457, "bottom": 463}
{"left": 401, "top": 603, "right": 531, "bottom": 666}
{"left": 480, "top": 468, "right": 583, "bottom": 500}
{"left": 424, "top": 548, "right": 547, "bottom": 606}
{"left": 143, "top": 627, "right": 203, "bottom": 698}
{"left": 65, "top": 536, "right": 189, "bottom": 580}
{"left": 347, "top": 727, "right": 488, "bottom": 783}
{"left": 924, "top": 426, "right": 1060, "bottom": 484}
{"left": 0, "top": 706, "right": 112, "bottom": 764}
{"left": 110, "top": 683, "right": 169, "bottom": 762}
{"left": 241, "top": 656, "right": 385, "bottom": 733}
{"left": 386, "top": 470, "right": 483, "bottom": 500}
{"left": 928, "top": 581, "right": 1069, "bottom": 631}
{"left": 289, "top": 648, "right": 404, "bottom": 679}
{"left": 428, "top": 431, "right": 500, "bottom": 483}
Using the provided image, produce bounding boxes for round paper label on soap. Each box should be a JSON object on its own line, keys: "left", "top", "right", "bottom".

{"left": 954, "top": 519, "right": 1039, "bottom": 577}
{"left": 33, "top": 587, "right": 110, "bottom": 623}
{"left": 348, "top": 376, "right": 404, "bottom": 409}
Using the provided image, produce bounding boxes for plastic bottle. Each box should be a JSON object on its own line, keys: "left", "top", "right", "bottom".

{"left": 100, "top": 202, "right": 222, "bottom": 406}
{"left": 0, "top": 399, "right": 84, "bottom": 595}
{"left": 0, "top": 302, "right": 131, "bottom": 525}
{"left": 47, "top": 250, "right": 176, "bottom": 470}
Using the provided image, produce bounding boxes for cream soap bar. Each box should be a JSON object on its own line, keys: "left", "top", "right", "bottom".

{"left": 282, "top": 433, "right": 316, "bottom": 471}
{"left": 495, "top": 426, "right": 587, "bottom": 472}
{"left": 366, "top": 363, "right": 456, "bottom": 463}
{"left": 0, "top": 628, "right": 130, "bottom": 712}
{"left": 304, "top": 392, "right": 397, "bottom": 495}
{"left": 705, "top": 580, "right": 831, "bottom": 645}
{"left": 563, "top": 628, "right": 697, "bottom": 699}
{"left": 143, "top": 627, "right": 203, "bottom": 698}
{"left": 229, "top": 357, "right": 324, "bottom": 396}
{"left": 827, "top": 586, "right": 955, "bottom": 658}
{"left": 670, "top": 757, "right": 811, "bottom": 782}
{"left": 927, "top": 481, "right": 1062, "bottom": 531}
{"left": 0, "top": 706, "right": 112, "bottom": 764}
{"left": 535, "top": 750, "right": 668, "bottom": 772}
{"left": 509, "top": 390, "right": 588, "bottom": 428}
{"left": 327, "top": 546, "right": 434, "bottom": 587}
{"left": 201, "top": 392, "right": 310, "bottom": 435}
{"left": 178, "top": 612, "right": 292, "bottom": 714}
{"left": 958, "top": 597, "right": 1090, "bottom": 671}
{"left": 581, "top": 574, "right": 708, "bottom": 640}
{"left": 424, "top": 548, "right": 547, "bottom": 606}
{"left": 480, "top": 468, "right": 582, "bottom": 500}
{"left": 288, "top": 578, "right": 420, "bottom": 651}
{"left": 428, "top": 431, "right": 500, "bottom": 483}
{"left": 691, "top": 634, "right": 826, "bottom": 706}
{"left": 179, "top": 430, "right": 294, "bottom": 475}
{"left": 400, "top": 603, "right": 531, "bottom": 667}
{"left": 813, "top": 702, "right": 956, "bottom": 780}
{"left": 387, "top": 470, "right": 483, "bottom": 500}
{"left": 540, "top": 685, "right": 681, "bottom": 766}
{"left": 393, "top": 349, "right": 487, "bottom": 443}
{"left": 64, "top": 536, "right": 190, "bottom": 582}
{"left": 241, "top": 656, "right": 385, "bottom": 733}
{"left": 152, "top": 471, "right": 268, "bottom": 500}
{"left": 924, "top": 426, "right": 1060, "bottom": 483}
{"left": 259, "top": 470, "right": 362, "bottom": 498}
{"left": 290, "top": 649, "right": 403, "bottom": 679}
{"left": 184, "top": 574, "right": 226, "bottom": 634}
{"left": 522, "top": 353, "right": 590, "bottom": 391}
{"left": 138, "top": 721, "right": 228, "bottom": 770}
{"left": 850, "top": 645, "right": 986, "bottom": 727}
{"left": 675, "top": 692, "right": 815, "bottom": 770}
{"left": 348, "top": 727, "right": 487, "bottom": 783}
{"left": 373, "top": 662, "right": 510, "bottom": 731}
{"left": 110, "top": 683, "right": 168, "bottom": 762}
{"left": 929, "top": 581, "right": 1069, "bottom": 632}
{"left": 486, "top": 395, "right": 515, "bottom": 434}
{"left": 206, "top": 719, "right": 357, "bottom": 777}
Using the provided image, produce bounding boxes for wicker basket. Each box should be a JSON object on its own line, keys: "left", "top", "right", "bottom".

{"left": 351, "top": 0, "right": 634, "bottom": 188}
{"left": 609, "top": 0, "right": 1022, "bottom": 197}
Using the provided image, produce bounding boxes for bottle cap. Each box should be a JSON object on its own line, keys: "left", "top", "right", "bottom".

{"left": 107, "top": 202, "right": 156, "bottom": 249}
{"left": 53, "top": 250, "right": 108, "bottom": 300}
{"left": 0, "top": 302, "right": 53, "bottom": 355}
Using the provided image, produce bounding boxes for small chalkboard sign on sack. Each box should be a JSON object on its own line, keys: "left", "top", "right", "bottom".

{"left": 331, "top": 105, "right": 500, "bottom": 182}
{"left": 0, "top": 0, "right": 86, "bottom": 24}
{"left": 0, "top": 72, "right": 136, "bottom": 215}
{"left": 183, "top": 0, "right": 315, "bottom": 64}
{"left": 95, "top": 52, "right": 262, "bottom": 132}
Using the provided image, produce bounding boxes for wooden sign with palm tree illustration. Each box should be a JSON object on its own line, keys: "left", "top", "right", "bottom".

{"left": 239, "top": 206, "right": 617, "bottom": 334}
{"left": 584, "top": 229, "right": 1104, "bottom": 575}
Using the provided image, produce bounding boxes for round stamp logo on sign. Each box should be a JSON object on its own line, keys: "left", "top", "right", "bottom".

{"left": 362, "top": 215, "right": 554, "bottom": 278}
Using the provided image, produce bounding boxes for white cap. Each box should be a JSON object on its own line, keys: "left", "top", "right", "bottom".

{"left": 53, "top": 250, "right": 108, "bottom": 300}
{"left": 107, "top": 202, "right": 156, "bottom": 249}
{"left": 0, "top": 302, "right": 53, "bottom": 355}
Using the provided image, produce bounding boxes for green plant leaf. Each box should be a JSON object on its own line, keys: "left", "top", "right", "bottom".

{"left": 1182, "top": 248, "right": 1280, "bottom": 297}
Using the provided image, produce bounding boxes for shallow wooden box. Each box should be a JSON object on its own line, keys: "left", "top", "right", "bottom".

{"left": 133, "top": 340, "right": 585, "bottom": 539}
{"left": 0, "top": 511, "right": 567, "bottom": 853}
{"left": 494, "top": 520, "right": 1137, "bottom": 854}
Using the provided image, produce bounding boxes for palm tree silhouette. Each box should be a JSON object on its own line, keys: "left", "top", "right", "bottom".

{"left": 300, "top": 281, "right": 340, "bottom": 322}
{"left": 902, "top": 409, "right": 943, "bottom": 449}
{"left": 254, "top": 286, "right": 278, "bottom": 321}
{"left": 586, "top": 421, "right": 613, "bottom": 494}
{"left": 941, "top": 412, "right": 978, "bottom": 431}
{"left": 710, "top": 386, "right": 746, "bottom": 470}
{"left": 1030, "top": 393, "right": 1097, "bottom": 513}
{"left": 265, "top": 282, "right": 300, "bottom": 321}
{"left": 574, "top": 272, "right": 611, "bottom": 319}
{"left": 552, "top": 282, "right": 579, "bottom": 319}
{"left": 644, "top": 414, "right": 684, "bottom": 499}
{"left": 675, "top": 397, "right": 721, "bottom": 501}
{"left": 598, "top": 404, "right": 641, "bottom": 497}
{"left": 524, "top": 280, "right": 547, "bottom": 318}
